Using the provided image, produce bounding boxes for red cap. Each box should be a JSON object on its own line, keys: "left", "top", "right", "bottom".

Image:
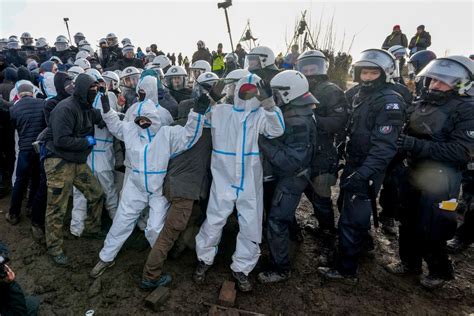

{"left": 393, "top": 25, "right": 400, "bottom": 30}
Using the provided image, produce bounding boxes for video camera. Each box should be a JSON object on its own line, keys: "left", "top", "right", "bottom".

{"left": 217, "top": 0, "right": 232, "bottom": 9}
{"left": 0, "top": 254, "right": 10, "bottom": 280}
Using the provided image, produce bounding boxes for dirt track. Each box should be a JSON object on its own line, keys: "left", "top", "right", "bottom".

{"left": 1, "top": 192, "right": 473, "bottom": 315}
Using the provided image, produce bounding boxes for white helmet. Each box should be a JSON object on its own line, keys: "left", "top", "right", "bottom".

{"left": 120, "top": 67, "right": 140, "bottom": 89}
{"left": 164, "top": 65, "right": 188, "bottom": 78}
{"left": 49, "top": 56, "right": 62, "bottom": 64}
{"left": 225, "top": 69, "right": 251, "bottom": 82}
{"left": 152, "top": 55, "right": 171, "bottom": 69}
{"left": 106, "top": 33, "right": 118, "bottom": 46}
{"left": 75, "top": 50, "right": 90, "bottom": 61}
{"left": 0, "top": 38, "right": 8, "bottom": 51}
{"left": 225, "top": 53, "right": 238, "bottom": 64}
{"left": 196, "top": 72, "right": 219, "bottom": 86}
{"left": 296, "top": 50, "right": 329, "bottom": 77}
{"left": 20, "top": 32, "right": 33, "bottom": 46}
{"left": 54, "top": 36, "right": 69, "bottom": 52}
{"left": 121, "top": 37, "right": 132, "bottom": 46}
{"left": 74, "top": 58, "right": 91, "bottom": 70}
{"left": 246, "top": 46, "right": 276, "bottom": 71}
{"left": 85, "top": 68, "right": 104, "bottom": 82}
{"left": 78, "top": 39, "right": 90, "bottom": 48}
{"left": 121, "top": 66, "right": 140, "bottom": 79}
{"left": 270, "top": 70, "right": 318, "bottom": 106}
{"left": 80, "top": 45, "right": 95, "bottom": 56}
{"left": 102, "top": 71, "right": 120, "bottom": 90}
{"left": 67, "top": 66, "right": 84, "bottom": 79}
{"left": 352, "top": 48, "right": 397, "bottom": 83}
{"left": 7, "top": 38, "right": 20, "bottom": 50}
{"left": 190, "top": 60, "right": 212, "bottom": 73}
{"left": 164, "top": 65, "right": 188, "bottom": 90}
{"left": 418, "top": 55, "right": 474, "bottom": 95}
{"left": 35, "top": 37, "right": 49, "bottom": 48}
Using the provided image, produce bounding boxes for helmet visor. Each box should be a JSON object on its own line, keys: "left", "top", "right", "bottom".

{"left": 418, "top": 59, "right": 470, "bottom": 88}
{"left": 296, "top": 57, "right": 327, "bottom": 76}
{"left": 246, "top": 55, "right": 262, "bottom": 71}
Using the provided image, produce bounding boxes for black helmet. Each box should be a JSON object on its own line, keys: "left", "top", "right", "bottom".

{"left": 408, "top": 50, "right": 437, "bottom": 75}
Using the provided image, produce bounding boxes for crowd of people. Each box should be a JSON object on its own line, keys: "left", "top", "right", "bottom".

{"left": 0, "top": 26, "right": 473, "bottom": 314}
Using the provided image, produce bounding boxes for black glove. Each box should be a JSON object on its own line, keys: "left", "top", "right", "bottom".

{"left": 101, "top": 93, "right": 111, "bottom": 113}
{"left": 97, "top": 119, "right": 106, "bottom": 129}
{"left": 256, "top": 80, "right": 272, "bottom": 101}
{"left": 194, "top": 94, "right": 211, "bottom": 115}
{"left": 98, "top": 86, "right": 106, "bottom": 94}
{"left": 340, "top": 171, "right": 368, "bottom": 194}
{"left": 209, "top": 80, "right": 226, "bottom": 102}
{"left": 397, "top": 133, "right": 417, "bottom": 151}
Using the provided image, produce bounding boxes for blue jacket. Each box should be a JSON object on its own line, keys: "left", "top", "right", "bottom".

{"left": 9, "top": 96, "right": 46, "bottom": 151}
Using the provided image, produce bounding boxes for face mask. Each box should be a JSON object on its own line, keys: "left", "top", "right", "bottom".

{"left": 134, "top": 116, "right": 152, "bottom": 129}
{"left": 87, "top": 88, "right": 98, "bottom": 105}
{"left": 138, "top": 90, "right": 146, "bottom": 101}
{"left": 422, "top": 89, "right": 455, "bottom": 105}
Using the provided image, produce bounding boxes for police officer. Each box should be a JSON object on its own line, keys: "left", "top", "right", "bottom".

{"left": 105, "top": 33, "right": 123, "bottom": 68}
{"left": 407, "top": 50, "right": 437, "bottom": 97}
{"left": 257, "top": 70, "right": 318, "bottom": 283}
{"left": 5, "top": 38, "right": 25, "bottom": 67}
{"left": 52, "top": 36, "right": 75, "bottom": 65}
{"left": 344, "top": 55, "right": 413, "bottom": 237}
{"left": 387, "top": 56, "right": 474, "bottom": 289}
{"left": 295, "top": 50, "right": 349, "bottom": 264}
{"left": 318, "top": 49, "right": 405, "bottom": 280}
{"left": 19, "top": 32, "right": 36, "bottom": 57}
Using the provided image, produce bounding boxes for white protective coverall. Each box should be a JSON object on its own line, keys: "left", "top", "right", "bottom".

{"left": 195, "top": 74, "right": 285, "bottom": 275}
{"left": 123, "top": 75, "right": 174, "bottom": 229}
{"left": 70, "top": 91, "right": 119, "bottom": 237}
{"left": 99, "top": 100, "right": 204, "bottom": 263}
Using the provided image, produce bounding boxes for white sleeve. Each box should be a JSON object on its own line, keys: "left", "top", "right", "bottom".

{"left": 158, "top": 107, "right": 174, "bottom": 126}
{"left": 102, "top": 109, "right": 126, "bottom": 141}
{"left": 168, "top": 110, "right": 204, "bottom": 155}
{"left": 259, "top": 106, "right": 285, "bottom": 138}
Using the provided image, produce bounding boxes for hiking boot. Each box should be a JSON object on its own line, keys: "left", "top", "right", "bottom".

{"left": 317, "top": 267, "right": 358, "bottom": 284}
{"left": 232, "top": 271, "right": 253, "bottom": 292}
{"left": 257, "top": 270, "right": 291, "bottom": 284}
{"left": 381, "top": 217, "right": 397, "bottom": 236}
{"left": 31, "top": 224, "right": 45, "bottom": 242}
{"left": 5, "top": 213, "right": 20, "bottom": 225}
{"left": 193, "top": 260, "right": 211, "bottom": 284}
{"left": 51, "top": 253, "right": 69, "bottom": 266}
{"left": 90, "top": 260, "right": 115, "bottom": 278}
{"left": 420, "top": 274, "right": 447, "bottom": 290}
{"left": 447, "top": 237, "right": 469, "bottom": 254}
{"left": 82, "top": 230, "right": 107, "bottom": 240}
{"left": 140, "top": 273, "right": 172, "bottom": 291}
{"left": 385, "top": 262, "right": 422, "bottom": 275}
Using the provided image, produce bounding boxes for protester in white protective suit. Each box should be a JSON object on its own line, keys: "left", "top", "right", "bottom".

{"left": 125, "top": 75, "right": 173, "bottom": 126}
{"left": 122, "top": 75, "right": 174, "bottom": 230}
{"left": 38, "top": 72, "right": 57, "bottom": 100}
{"left": 70, "top": 70, "right": 119, "bottom": 237}
{"left": 194, "top": 73, "right": 285, "bottom": 292}
{"left": 90, "top": 94, "right": 207, "bottom": 278}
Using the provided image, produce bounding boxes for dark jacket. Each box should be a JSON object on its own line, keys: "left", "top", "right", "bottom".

{"left": 259, "top": 104, "right": 317, "bottom": 180}
{"left": 192, "top": 48, "right": 212, "bottom": 64}
{"left": 310, "top": 78, "right": 349, "bottom": 175}
{"left": 106, "top": 57, "right": 143, "bottom": 71}
{"left": 43, "top": 72, "right": 71, "bottom": 125}
{"left": 345, "top": 84, "right": 405, "bottom": 179}
{"left": 44, "top": 73, "right": 102, "bottom": 163}
{"left": 382, "top": 31, "right": 408, "bottom": 49}
{"left": 163, "top": 99, "right": 212, "bottom": 200}
{"left": 408, "top": 31, "right": 431, "bottom": 52}
{"left": 9, "top": 96, "right": 46, "bottom": 151}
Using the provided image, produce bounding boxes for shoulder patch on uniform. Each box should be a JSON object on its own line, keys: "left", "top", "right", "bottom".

{"left": 385, "top": 103, "right": 400, "bottom": 110}
{"left": 379, "top": 125, "right": 393, "bottom": 134}
{"left": 333, "top": 106, "right": 344, "bottom": 113}
{"left": 466, "top": 130, "right": 474, "bottom": 139}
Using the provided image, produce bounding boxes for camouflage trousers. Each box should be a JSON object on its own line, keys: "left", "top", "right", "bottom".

{"left": 44, "top": 158, "right": 104, "bottom": 256}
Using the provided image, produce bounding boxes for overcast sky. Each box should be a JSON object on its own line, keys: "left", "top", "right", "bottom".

{"left": 1, "top": 0, "right": 473, "bottom": 60}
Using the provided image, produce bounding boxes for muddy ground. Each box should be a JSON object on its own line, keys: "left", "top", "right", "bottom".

{"left": 1, "top": 188, "right": 473, "bottom": 316}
